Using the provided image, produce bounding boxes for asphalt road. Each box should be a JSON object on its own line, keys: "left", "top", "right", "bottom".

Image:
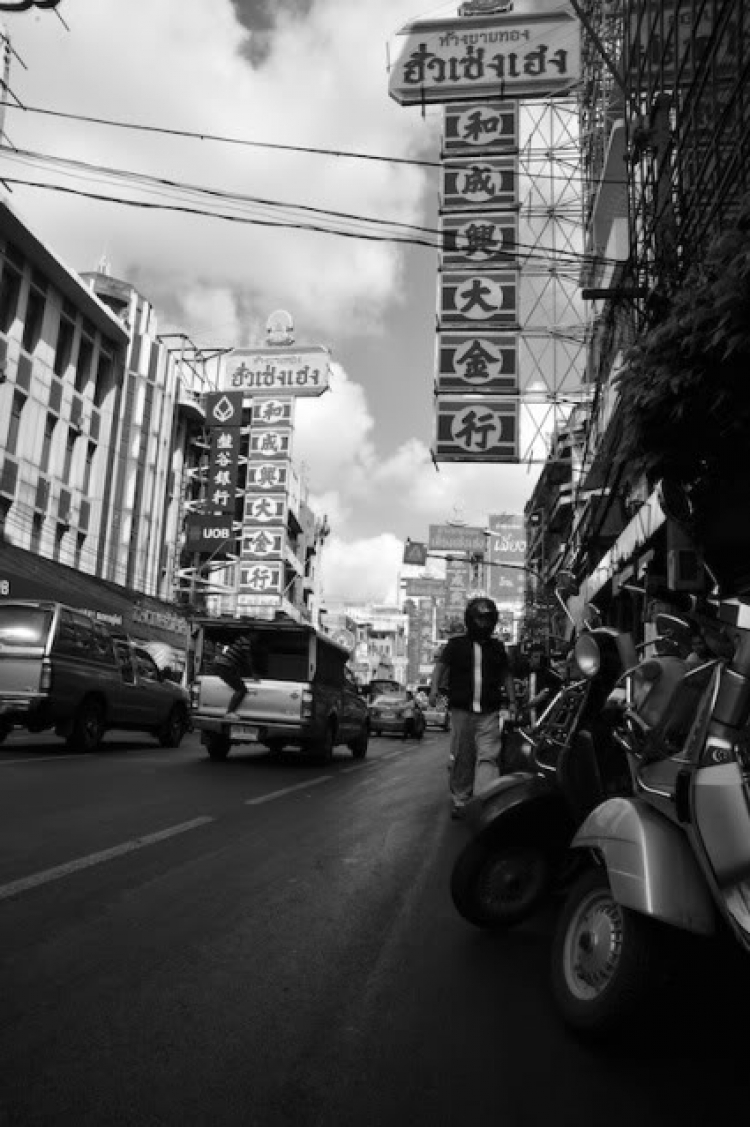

{"left": 1, "top": 725, "right": 748, "bottom": 1127}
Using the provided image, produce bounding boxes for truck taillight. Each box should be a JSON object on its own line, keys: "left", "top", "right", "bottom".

{"left": 190, "top": 680, "right": 201, "bottom": 708}
{"left": 301, "top": 689, "right": 314, "bottom": 719}
{"left": 39, "top": 660, "right": 52, "bottom": 693}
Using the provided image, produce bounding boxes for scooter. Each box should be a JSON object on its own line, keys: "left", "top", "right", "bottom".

{"left": 449, "top": 577, "right": 636, "bottom": 929}
{"left": 550, "top": 559, "right": 750, "bottom": 1035}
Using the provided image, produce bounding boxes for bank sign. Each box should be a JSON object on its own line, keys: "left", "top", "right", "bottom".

{"left": 224, "top": 346, "right": 330, "bottom": 398}
{"left": 388, "top": 10, "right": 580, "bottom": 105}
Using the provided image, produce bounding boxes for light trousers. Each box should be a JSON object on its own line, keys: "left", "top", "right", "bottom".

{"left": 449, "top": 708, "right": 502, "bottom": 805}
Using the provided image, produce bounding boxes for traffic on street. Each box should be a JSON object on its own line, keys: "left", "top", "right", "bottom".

{"left": 2, "top": 726, "right": 748, "bottom": 1127}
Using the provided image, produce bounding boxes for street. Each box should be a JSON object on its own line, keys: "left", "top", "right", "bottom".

{"left": 1, "top": 727, "right": 747, "bottom": 1127}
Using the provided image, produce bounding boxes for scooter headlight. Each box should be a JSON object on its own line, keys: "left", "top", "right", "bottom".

{"left": 573, "top": 634, "right": 601, "bottom": 679}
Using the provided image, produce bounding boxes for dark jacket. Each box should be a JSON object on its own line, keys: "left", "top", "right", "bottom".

{"left": 214, "top": 635, "right": 258, "bottom": 676}
{"left": 440, "top": 633, "right": 511, "bottom": 712}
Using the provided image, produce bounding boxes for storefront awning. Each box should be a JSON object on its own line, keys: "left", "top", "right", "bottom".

{"left": 578, "top": 486, "right": 667, "bottom": 605}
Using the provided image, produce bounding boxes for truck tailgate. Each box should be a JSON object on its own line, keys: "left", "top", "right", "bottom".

{"left": 0, "top": 654, "right": 43, "bottom": 698}
{"left": 196, "top": 675, "right": 304, "bottom": 725}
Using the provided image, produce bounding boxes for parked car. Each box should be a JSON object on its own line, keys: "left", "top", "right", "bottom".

{"left": 415, "top": 685, "right": 451, "bottom": 730}
{"left": 0, "top": 600, "right": 191, "bottom": 751}
{"left": 369, "top": 689, "right": 426, "bottom": 739}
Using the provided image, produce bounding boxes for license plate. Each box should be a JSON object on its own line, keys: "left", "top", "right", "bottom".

{"left": 231, "top": 725, "right": 258, "bottom": 740}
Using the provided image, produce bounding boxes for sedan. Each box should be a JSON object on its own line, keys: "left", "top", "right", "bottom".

{"left": 369, "top": 691, "right": 426, "bottom": 740}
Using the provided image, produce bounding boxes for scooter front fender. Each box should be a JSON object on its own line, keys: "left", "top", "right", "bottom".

{"left": 464, "top": 772, "right": 563, "bottom": 840}
{"left": 572, "top": 797, "right": 716, "bottom": 936}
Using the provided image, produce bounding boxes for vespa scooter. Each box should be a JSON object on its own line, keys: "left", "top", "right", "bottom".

{"left": 550, "top": 584, "right": 750, "bottom": 1036}
{"left": 449, "top": 577, "right": 636, "bottom": 929}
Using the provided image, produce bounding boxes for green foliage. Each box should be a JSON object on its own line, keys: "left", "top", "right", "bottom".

{"left": 614, "top": 193, "right": 750, "bottom": 486}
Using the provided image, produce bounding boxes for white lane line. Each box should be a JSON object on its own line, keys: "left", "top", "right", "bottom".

{"left": 245, "top": 776, "right": 333, "bottom": 806}
{"left": 0, "top": 816, "right": 215, "bottom": 902}
{"left": 0, "top": 754, "right": 86, "bottom": 765}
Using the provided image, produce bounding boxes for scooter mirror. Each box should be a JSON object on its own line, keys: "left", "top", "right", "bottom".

{"left": 658, "top": 479, "right": 694, "bottom": 528}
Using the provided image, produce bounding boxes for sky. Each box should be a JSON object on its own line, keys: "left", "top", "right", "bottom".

{"left": 0, "top": 0, "right": 581, "bottom": 605}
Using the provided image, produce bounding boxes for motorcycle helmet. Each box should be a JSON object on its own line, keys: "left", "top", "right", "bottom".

{"left": 465, "top": 597, "right": 499, "bottom": 642}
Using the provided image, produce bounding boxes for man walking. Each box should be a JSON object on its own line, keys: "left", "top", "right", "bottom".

{"left": 213, "top": 632, "right": 262, "bottom": 718}
{"left": 429, "top": 597, "right": 517, "bottom": 819}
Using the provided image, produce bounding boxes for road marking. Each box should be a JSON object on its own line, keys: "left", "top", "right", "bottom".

{"left": 245, "top": 776, "right": 333, "bottom": 806}
{"left": 0, "top": 816, "right": 215, "bottom": 902}
{"left": 0, "top": 754, "right": 86, "bottom": 765}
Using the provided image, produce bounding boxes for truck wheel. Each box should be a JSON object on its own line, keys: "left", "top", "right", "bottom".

{"left": 67, "top": 699, "right": 104, "bottom": 753}
{"left": 349, "top": 727, "right": 369, "bottom": 760}
{"left": 205, "top": 733, "right": 231, "bottom": 761}
{"left": 157, "top": 706, "right": 187, "bottom": 748}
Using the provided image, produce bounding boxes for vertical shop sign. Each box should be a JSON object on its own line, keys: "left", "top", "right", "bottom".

{"left": 443, "top": 101, "right": 518, "bottom": 156}
{"left": 441, "top": 157, "right": 517, "bottom": 210}
{"left": 435, "top": 332, "right": 517, "bottom": 395}
{"left": 204, "top": 391, "right": 243, "bottom": 515}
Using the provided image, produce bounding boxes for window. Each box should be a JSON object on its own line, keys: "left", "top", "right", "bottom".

{"left": 5, "top": 390, "right": 26, "bottom": 456}
{"left": 22, "top": 276, "right": 47, "bottom": 355}
{"left": 62, "top": 427, "right": 77, "bottom": 483}
{"left": 135, "top": 649, "right": 161, "bottom": 682}
{"left": 75, "top": 322, "right": 94, "bottom": 393}
{"left": 82, "top": 441, "right": 96, "bottom": 494}
{"left": 0, "top": 605, "right": 52, "bottom": 648}
{"left": 0, "top": 256, "right": 23, "bottom": 334}
{"left": 53, "top": 302, "right": 76, "bottom": 377}
{"left": 52, "top": 610, "right": 79, "bottom": 657}
{"left": 73, "top": 532, "right": 86, "bottom": 569}
{"left": 40, "top": 413, "right": 57, "bottom": 474}
{"left": 93, "top": 346, "right": 113, "bottom": 407}
{"left": 30, "top": 513, "right": 43, "bottom": 553}
{"left": 114, "top": 638, "right": 136, "bottom": 684}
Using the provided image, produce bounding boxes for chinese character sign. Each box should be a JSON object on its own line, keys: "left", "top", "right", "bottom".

{"left": 441, "top": 158, "right": 517, "bottom": 210}
{"left": 443, "top": 101, "right": 517, "bottom": 155}
{"left": 251, "top": 398, "right": 294, "bottom": 428}
{"left": 436, "top": 333, "right": 517, "bottom": 395}
{"left": 440, "top": 213, "right": 517, "bottom": 269}
{"left": 239, "top": 564, "right": 283, "bottom": 595}
{"left": 244, "top": 495, "right": 286, "bottom": 525}
{"left": 206, "top": 428, "right": 241, "bottom": 513}
{"left": 439, "top": 271, "right": 518, "bottom": 329}
{"left": 434, "top": 398, "right": 518, "bottom": 462}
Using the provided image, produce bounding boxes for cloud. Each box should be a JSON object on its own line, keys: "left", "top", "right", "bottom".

{"left": 1, "top": 0, "right": 437, "bottom": 341}
{"left": 318, "top": 533, "right": 404, "bottom": 604}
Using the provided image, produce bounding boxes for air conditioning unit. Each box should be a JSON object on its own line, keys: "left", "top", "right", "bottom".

{"left": 667, "top": 548, "right": 704, "bottom": 591}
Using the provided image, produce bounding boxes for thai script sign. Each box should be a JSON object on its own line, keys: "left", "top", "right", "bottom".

{"left": 224, "top": 346, "right": 330, "bottom": 398}
{"left": 403, "top": 577, "right": 446, "bottom": 598}
{"left": 436, "top": 332, "right": 517, "bottom": 395}
{"left": 388, "top": 11, "right": 580, "bottom": 105}
{"left": 131, "top": 606, "right": 187, "bottom": 636}
{"left": 487, "top": 512, "right": 526, "bottom": 604}
{"left": 244, "top": 495, "right": 286, "bottom": 525}
{"left": 441, "top": 157, "right": 517, "bottom": 210}
{"left": 439, "top": 270, "right": 517, "bottom": 329}
{"left": 440, "top": 212, "right": 517, "bottom": 268}
{"left": 434, "top": 397, "right": 518, "bottom": 462}
{"left": 443, "top": 101, "right": 517, "bottom": 155}
{"left": 429, "top": 524, "right": 487, "bottom": 553}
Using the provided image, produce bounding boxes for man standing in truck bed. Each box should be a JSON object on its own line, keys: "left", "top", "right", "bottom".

{"left": 213, "top": 632, "right": 263, "bottom": 718}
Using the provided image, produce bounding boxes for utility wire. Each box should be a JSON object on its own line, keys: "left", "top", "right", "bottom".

{"left": 0, "top": 147, "right": 620, "bottom": 267}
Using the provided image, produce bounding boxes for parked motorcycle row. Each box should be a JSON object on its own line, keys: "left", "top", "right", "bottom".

{"left": 450, "top": 488, "right": 750, "bottom": 1039}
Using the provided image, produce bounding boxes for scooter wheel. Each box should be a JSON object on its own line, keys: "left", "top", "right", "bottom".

{"left": 450, "top": 838, "right": 551, "bottom": 929}
{"left": 550, "top": 867, "right": 664, "bottom": 1038}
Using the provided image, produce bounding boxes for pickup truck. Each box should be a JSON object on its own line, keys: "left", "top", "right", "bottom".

{"left": 0, "top": 600, "right": 190, "bottom": 751}
{"left": 189, "top": 617, "right": 369, "bottom": 762}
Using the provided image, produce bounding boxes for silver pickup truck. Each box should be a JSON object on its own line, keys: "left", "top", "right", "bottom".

{"left": 190, "top": 618, "right": 369, "bottom": 763}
